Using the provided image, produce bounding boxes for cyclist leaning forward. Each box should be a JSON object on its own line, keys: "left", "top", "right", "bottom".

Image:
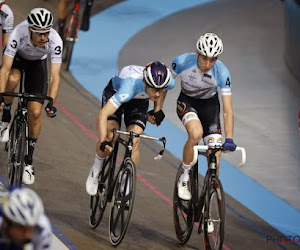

{"left": 0, "top": 8, "right": 62, "bottom": 185}
{"left": 171, "top": 33, "right": 237, "bottom": 201}
{"left": 86, "top": 62, "right": 175, "bottom": 196}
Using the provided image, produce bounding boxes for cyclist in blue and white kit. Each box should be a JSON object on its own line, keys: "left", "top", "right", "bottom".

{"left": 172, "top": 33, "right": 237, "bottom": 200}
{"left": 0, "top": 8, "right": 62, "bottom": 185}
{"left": 0, "top": 187, "right": 52, "bottom": 250}
{"left": 86, "top": 61, "right": 175, "bottom": 195}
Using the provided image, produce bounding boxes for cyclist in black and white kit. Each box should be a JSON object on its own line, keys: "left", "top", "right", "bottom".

{"left": 0, "top": 0, "right": 14, "bottom": 51}
{"left": 171, "top": 33, "right": 237, "bottom": 200}
{"left": 0, "top": 8, "right": 62, "bottom": 185}
{"left": 0, "top": 187, "right": 52, "bottom": 250}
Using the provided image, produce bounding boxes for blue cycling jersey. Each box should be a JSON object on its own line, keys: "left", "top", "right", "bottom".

{"left": 109, "top": 65, "right": 175, "bottom": 108}
{"left": 171, "top": 53, "right": 232, "bottom": 99}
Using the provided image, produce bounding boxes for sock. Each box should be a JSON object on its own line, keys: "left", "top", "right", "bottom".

{"left": 91, "top": 153, "right": 104, "bottom": 173}
{"left": 26, "top": 138, "right": 37, "bottom": 165}
{"left": 180, "top": 163, "right": 191, "bottom": 182}
{"left": 2, "top": 103, "right": 12, "bottom": 122}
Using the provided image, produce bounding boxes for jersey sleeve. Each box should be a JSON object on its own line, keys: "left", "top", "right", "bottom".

{"left": 49, "top": 31, "right": 63, "bottom": 63}
{"left": 215, "top": 61, "right": 232, "bottom": 96}
{"left": 109, "top": 77, "right": 135, "bottom": 108}
{"left": 170, "top": 53, "right": 196, "bottom": 78}
{"left": 1, "top": 5, "right": 14, "bottom": 34}
{"left": 3, "top": 29, "right": 19, "bottom": 58}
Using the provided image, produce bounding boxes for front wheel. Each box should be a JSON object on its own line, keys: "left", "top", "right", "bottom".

{"left": 203, "top": 176, "right": 225, "bottom": 250}
{"left": 173, "top": 164, "right": 194, "bottom": 244}
{"left": 109, "top": 158, "right": 136, "bottom": 246}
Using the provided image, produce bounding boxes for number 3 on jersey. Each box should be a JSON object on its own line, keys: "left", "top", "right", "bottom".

{"left": 119, "top": 94, "right": 129, "bottom": 102}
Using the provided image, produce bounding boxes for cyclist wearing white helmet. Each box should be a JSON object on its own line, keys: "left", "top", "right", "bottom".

{"left": 171, "top": 33, "right": 236, "bottom": 200}
{"left": 0, "top": 0, "right": 14, "bottom": 52}
{"left": 0, "top": 187, "right": 52, "bottom": 249}
{"left": 86, "top": 62, "right": 175, "bottom": 195}
{"left": 0, "top": 8, "right": 63, "bottom": 185}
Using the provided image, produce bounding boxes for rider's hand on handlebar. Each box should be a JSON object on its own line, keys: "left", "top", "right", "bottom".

{"left": 99, "top": 141, "right": 113, "bottom": 153}
{"left": 222, "top": 138, "right": 237, "bottom": 152}
{"left": 147, "top": 109, "right": 165, "bottom": 126}
{"left": 45, "top": 103, "right": 57, "bottom": 118}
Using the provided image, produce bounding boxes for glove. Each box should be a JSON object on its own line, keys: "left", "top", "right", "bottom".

{"left": 0, "top": 95, "right": 4, "bottom": 106}
{"left": 100, "top": 141, "right": 112, "bottom": 152}
{"left": 222, "top": 138, "right": 237, "bottom": 151}
{"left": 45, "top": 103, "right": 57, "bottom": 118}
{"left": 148, "top": 109, "right": 165, "bottom": 126}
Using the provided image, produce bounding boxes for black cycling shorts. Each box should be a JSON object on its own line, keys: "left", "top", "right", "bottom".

{"left": 176, "top": 91, "right": 222, "bottom": 137}
{"left": 12, "top": 53, "right": 48, "bottom": 104}
{"left": 102, "top": 80, "right": 149, "bottom": 130}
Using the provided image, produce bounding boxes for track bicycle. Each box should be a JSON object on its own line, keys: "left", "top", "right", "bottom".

{"left": 173, "top": 145, "right": 246, "bottom": 249}
{"left": 0, "top": 72, "right": 53, "bottom": 187}
{"left": 62, "top": 0, "right": 93, "bottom": 70}
{"left": 89, "top": 128, "right": 166, "bottom": 246}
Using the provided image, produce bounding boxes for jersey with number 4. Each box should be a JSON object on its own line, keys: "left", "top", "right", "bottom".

{"left": 109, "top": 65, "right": 175, "bottom": 108}
{"left": 4, "top": 20, "right": 62, "bottom": 63}
{"left": 171, "top": 53, "right": 232, "bottom": 99}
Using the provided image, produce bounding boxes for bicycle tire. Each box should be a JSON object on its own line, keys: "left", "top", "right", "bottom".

{"left": 203, "top": 176, "right": 225, "bottom": 250}
{"left": 89, "top": 142, "right": 119, "bottom": 229}
{"left": 173, "top": 164, "right": 194, "bottom": 244}
{"left": 7, "top": 117, "right": 17, "bottom": 185}
{"left": 62, "top": 11, "right": 79, "bottom": 70}
{"left": 9, "top": 121, "right": 26, "bottom": 187}
{"left": 109, "top": 157, "right": 136, "bottom": 246}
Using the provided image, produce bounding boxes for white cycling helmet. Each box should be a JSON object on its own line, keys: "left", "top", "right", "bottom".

{"left": 143, "top": 61, "right": 171, "bottom": 89}
{"left": 196, "top": 33, "right": 223, "bottom": 58}
{"left": 1, "top": 187, "right": 44, "bottom": 226}
{"left": 27, "top": 8, "right": 54, "bottom": 30}
{"left": 0, "top": 0, "right": 6, "bottom": 5}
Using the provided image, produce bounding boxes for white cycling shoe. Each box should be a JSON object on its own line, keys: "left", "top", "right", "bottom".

{"left": 177, "top": 180, "right": 192, "bottom": 200}
{"left": 0, "top": 122, "right": 9, "bottom": 143}
{"left": 86, "top": 169, "right": 99, "bottom": 196}
{"left": 22, "top": 165, "right": 35, "bottom": 185}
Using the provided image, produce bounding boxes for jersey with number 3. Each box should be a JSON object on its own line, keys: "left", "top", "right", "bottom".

{"left": 4, "top": 20, "right": 62, "bottom": 63}
{"left": 171, "top": 53, "right": 232, "bottom": 99}
{"left": 110, "top": 65, "right": 175, "bottom": 108}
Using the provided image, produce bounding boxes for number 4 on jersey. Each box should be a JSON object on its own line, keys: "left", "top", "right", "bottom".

{"left": 225, "top": 77, "right": 231, "bottom": 87}
{"left": 119, "top": 94, "right": 129, "bottom": 102}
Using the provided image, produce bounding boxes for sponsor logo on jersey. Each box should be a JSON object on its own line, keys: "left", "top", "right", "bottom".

{"left": 203, "top": 73, "right": 212, "bottom": 79}
{"left": 208, "top": 137, "right": 215, "bottom": 143}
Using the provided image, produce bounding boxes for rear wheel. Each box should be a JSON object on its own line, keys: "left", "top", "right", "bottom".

{"left": 203, "top": 176, "right": 225, "bottom": 250}
{"left": 109, "top": 158, "right": 136, "bottom": 246}
{"left": 173, "top": 165, "right": 194, "bottom": 244}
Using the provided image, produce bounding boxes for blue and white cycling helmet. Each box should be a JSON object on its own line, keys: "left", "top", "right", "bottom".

{"left": 196, "top": 33, "right": 223, "bottom": 58}
{"left": 27, "top": 8, "right": 54, "bottom": 30}
{"left": 143, "top": 61, "right": 171, "bottom": 89}
{"left": 1, "top": 187, "right": 44, "bottom": 226}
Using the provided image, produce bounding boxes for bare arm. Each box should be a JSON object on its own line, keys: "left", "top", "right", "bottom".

{"left": 97, "top": 101, "right": 118, "bottom": 143}
{"left": 48, "top": 63, "right": 61, "bottom": 101}
{"left": 2, "top": 33, "right": 10, "bottom": 50}
{"left": 222, "top": 95, "right": 234, "bottom": 139}
{"left": 0, "top": 54, "right": 14, "bottom": 93}
{"left": 153, "top": 90, "right": 167, "bottom": 112}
